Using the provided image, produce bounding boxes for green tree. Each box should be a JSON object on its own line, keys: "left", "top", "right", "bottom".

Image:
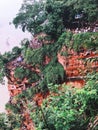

{"left": 31, "top": 73, "right": 98, "bottom": 130}
{"left": 0, "top": 113, "right": 9, "bottom": 130}
{"left": 13, "top": 0, "right": 98, "bottom": 39}
{"left": 64, "top": 0, "right": 98, "bottom": 23}
{"left": 14, "top": 66, "right": 40, "bottom": 83}
{"left": 13, "top": 0, "right": 46, "bottom": 35}
{"left": 0, "top": 54, "right": 8, "bottom": 83}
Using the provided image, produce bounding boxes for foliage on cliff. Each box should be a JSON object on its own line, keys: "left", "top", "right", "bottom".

{"left": 30, "top": 73, "right": 98, "bottom": 130}
{"left": 0, "top": 73, "right": 97, "bottom": 130}
{"left": 0, "top": 31, "right": 98, "bottom": 129}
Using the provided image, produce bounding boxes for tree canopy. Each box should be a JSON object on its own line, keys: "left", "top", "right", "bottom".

{"left": 13, "top": 0, "right": 98, "bottom": 39}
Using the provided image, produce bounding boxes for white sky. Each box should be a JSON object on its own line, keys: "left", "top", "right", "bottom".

{"left": 0, "top": 0, "right": 31, "bottom": 54}
{"left": 0, "top": 0, "right": 31, "bottom": 113}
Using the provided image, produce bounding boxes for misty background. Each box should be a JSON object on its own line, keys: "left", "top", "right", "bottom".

{"left": 0, "top": 0, "right": 31, "bottom": 112}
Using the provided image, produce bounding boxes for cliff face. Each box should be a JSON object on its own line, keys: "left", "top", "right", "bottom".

{"left": 58, "top": 47, "right": 98, "bottom": 88}
{"left": 6, "top": 49, "right": 98, "bottom": 96}
{"left": 5, "top": 34, "right": 98, "bottom": 129}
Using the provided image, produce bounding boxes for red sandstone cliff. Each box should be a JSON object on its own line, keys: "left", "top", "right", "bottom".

{"left": 5, "top": 35, "right": 98, "bottom": 129}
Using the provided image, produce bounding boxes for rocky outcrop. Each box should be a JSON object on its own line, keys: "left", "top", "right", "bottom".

{"left": 7, "top": 47, "right": 98, "bottom": 96}
{"left": 5, "top": 35, "right": 98, "bottom": 129}
{"left": 58, "top": 47, "right": 98, "bottom": 88}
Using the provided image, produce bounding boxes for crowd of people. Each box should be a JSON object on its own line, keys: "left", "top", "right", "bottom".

{"left": 67, "top": 26, "right": 98, "bottom": 34}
